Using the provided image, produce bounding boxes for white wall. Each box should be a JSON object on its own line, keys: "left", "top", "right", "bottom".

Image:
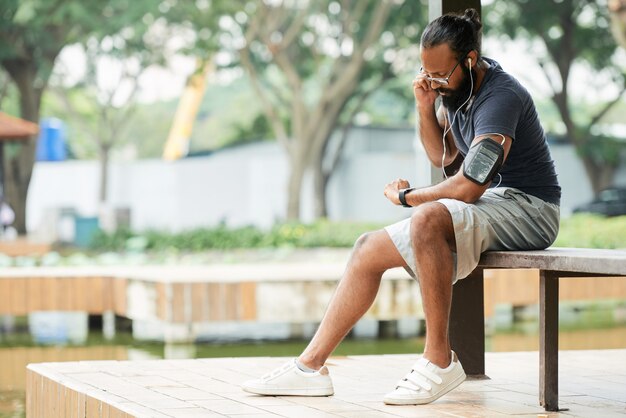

{"left": 26, "top": 126, "right": 625, "bottom": 237}
{"left": 27, "top": 127, "right": 422, "bottom": 235}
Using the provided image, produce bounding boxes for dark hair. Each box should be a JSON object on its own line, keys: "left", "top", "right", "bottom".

{"left": 420, "top": 8, "right": 483, "bottom": 61}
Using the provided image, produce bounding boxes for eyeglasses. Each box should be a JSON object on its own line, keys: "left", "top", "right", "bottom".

{"left": 419, "top": 58, "right": 463, "bottom": 86}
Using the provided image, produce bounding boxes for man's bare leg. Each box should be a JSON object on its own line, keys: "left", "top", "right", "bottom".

{"left": 380, "top": 202, "right": 465, "bottom": 405}
{"left": 298, "top": 229, "right": 407, "bottom": 370}
{"left": 410, "top": 202, "right": 457, "bottom": 368}
{"left": 243, "top": 204, "right": 464, "bottom": 401}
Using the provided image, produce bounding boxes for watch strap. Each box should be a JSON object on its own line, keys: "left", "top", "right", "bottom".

{"left": 399, "top": 188, "right": 415, "bottom": 208}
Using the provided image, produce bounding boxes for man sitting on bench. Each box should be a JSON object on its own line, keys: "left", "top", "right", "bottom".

{"left": 243, "top": 8, "right": 561, "bottom": 405}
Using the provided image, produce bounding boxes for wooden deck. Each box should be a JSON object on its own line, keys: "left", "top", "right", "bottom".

{"left": 26, "top": 349, "right": 626, "bottom": 417}
{"left": 0, "top": 264, "right": 419, "bottom": 328}
{"left": 1, "top": 263, "right": 625, "bottom": 330}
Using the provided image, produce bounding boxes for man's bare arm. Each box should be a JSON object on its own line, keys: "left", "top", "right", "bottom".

{"left": 384, "top": 134, "right": 513, "bottom": 206}
{"left": 413, "top": 75, "right": 459, "bottom": 168}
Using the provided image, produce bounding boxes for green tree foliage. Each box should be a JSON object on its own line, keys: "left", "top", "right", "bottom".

{"left": 175, "top": 0, "right": 426, "bottom": 220}
{"left": 52, "top": 13, "right": 169, "bottom": 208}
{"left": 227, "top": 113, "right": 274, "bottom": 146}
{"left": 0, "top": 0, "right": 160, "bottom": 233}
{"left": 486, "top": 0, "right": 626, "bottom": 195}
{"left": 161, "top": 0, "right": 237, "bottom": 61}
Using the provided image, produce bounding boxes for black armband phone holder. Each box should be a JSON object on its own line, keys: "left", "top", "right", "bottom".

{"left": 463, "top": 137, "right": 504, "bottom": 186}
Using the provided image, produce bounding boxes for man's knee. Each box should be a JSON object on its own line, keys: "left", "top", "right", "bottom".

{"left": 410, "top": 203, "right": 455, "bottom": 247}
{"left": 351, "top": 230, "right": 395, "bottom": 274}
{"left": 353, "top": 231, "right": 375, "bottom": 254}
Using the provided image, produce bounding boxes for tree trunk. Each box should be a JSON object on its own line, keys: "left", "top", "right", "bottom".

{"left": 240, "top": 0, "right": 393, "bottom": 221}
{"left": 2, "top": 61, "right": 42, "bottom": 235}
{"left": 305, "top": 92, "right": 355, "bottom": 219}
{"left": 286, "top": 151, "right": 307, "bottom": 220}
{"left": 98, "top": 144, "right": 117, "bottom": 232}
{"left": 552, "top": 92, "right": 615, "bottom": 196}
{"left": 99, "top": 145, "right": 110, "bottom": 205}
{"left": 312, "top": 151, "right": 328, "bottom": 219}
{"left": 565, "top": 129, "right": 616, "bottom": 195}
{"left": 547, "top": 11, "right": 621, "bottom": 198}
{"left": 581, "top": 157, "right": 615, "bottom": 195}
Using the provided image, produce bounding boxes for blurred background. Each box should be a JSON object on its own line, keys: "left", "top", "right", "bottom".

{"left": 1, "top": 0, "right": 626, "bottom": 416}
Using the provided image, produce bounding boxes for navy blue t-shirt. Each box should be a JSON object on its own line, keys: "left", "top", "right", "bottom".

{"left": 448, "top": 58, "right": 561, "bottom": 205}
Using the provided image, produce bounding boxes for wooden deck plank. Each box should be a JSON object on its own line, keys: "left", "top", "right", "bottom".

{"left": 191, "top": 283, "right": 208, "bottom": 322}
{"left": 9, "top": 278, "right": 27, "bottom": 315}
{"left": 171, "top": 284, "right": 186, "bottom": 323}
{"left": 0, "top": 278, "right": 11, "bottom": 314}
{"left": 41, "top": 277, "right": 57, "bottom": 311}
{"left": 239, "top": 281, "right": 257, "bottom": 321}
{"left": 26, "top": 277, "right": 43, "bottom": 312}
{"left": 25, "top": 350, "right": 626, "bottom": 417}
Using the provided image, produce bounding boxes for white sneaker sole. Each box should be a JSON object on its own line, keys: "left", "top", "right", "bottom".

{"left": 383, "top": 371, "right": 466, "bottom": 405}
{"left": 242, "top": 384, "right": 334, "bottom": 397}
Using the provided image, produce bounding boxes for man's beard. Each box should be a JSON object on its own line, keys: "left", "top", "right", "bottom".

{"left": 439, "top": 67, "right": 475, "bottom": 112}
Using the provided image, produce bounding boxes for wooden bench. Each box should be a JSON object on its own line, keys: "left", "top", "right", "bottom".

{"left": 450, "top": 247, "right": 626, "bottom": 412}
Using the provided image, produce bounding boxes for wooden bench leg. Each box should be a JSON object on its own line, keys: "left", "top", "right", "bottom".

{"left": 540, "top": 270, "right": 559, "bottom": 411}
{"left": 450, "top": 268, "right": 485, "bottom": 377}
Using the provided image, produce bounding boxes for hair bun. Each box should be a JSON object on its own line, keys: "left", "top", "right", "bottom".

{"left": 463, "top": 8, "right": 483, "bottom": 32}
{"left": 420, "top": 7, "right": 483, "bottom": 58}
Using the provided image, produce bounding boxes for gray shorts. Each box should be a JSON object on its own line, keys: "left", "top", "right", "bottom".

{"left": 385, "top": 187, "right": 560, "bottom": 283}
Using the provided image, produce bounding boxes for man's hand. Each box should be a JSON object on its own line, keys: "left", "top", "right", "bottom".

{"left": 384, "top": 178, "right": 411, "bottom": 205}
{"left": 413, "top": 73, "right": 439, "bottom": 110}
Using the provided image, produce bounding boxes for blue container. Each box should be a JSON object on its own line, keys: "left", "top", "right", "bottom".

{"left": 36, "top": 118, "right": 67, "bottom": 161}
{"left": 74, "top": 216, "right": 100, "bottom": 247}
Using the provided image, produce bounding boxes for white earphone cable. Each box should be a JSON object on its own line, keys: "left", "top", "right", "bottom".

{"left": 441, "top": 59, "right": 474, "bottom": 179}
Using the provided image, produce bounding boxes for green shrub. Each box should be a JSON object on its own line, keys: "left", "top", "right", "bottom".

{"left": 141, "top": 225, "right": 266, "bottom": 251}
{"left": 89, "top": 228, "right": 134, "bottom": 252}
{"left": 88, "top": 214, "right": 626, "bottom": 253}
{"left": 88, "top": 220, "right": 384, "bottom": 252}
{"left": 554, "top": 214, "right": 626, "bottom": 249}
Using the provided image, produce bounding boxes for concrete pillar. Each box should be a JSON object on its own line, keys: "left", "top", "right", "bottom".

{"left": 163, "top": 322, "right": 195, "bottom": 344}
{"left": 427, "top": 0, "right": 482, "bottom": 22}
{"left": 378, "top": 320, "right": 398, "bottom": 339}
{"left": 102, "top": 311, "right": 116, "bottom": 340}
{"left": 1, "top": 315, "right": 15, "bottom": 333}
{"left": 164, "top": 343, "right": 197, "bottom": 359}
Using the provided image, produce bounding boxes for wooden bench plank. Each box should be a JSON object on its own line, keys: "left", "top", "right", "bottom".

{"left": 479, "top": 248, "right": 626, "bottom": 275}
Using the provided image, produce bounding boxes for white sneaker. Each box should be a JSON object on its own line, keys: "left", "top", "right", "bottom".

{"left": 242, "top": 359, "right": 334, "bottom": 396}
{"left": 383, "top": 351, "right": 466, "bottom": 405}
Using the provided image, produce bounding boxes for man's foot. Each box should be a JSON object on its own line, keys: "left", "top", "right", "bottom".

{"left": 242, "top": 358, "right": 334, "bottom": 396}
{"left": 383, "top": 351, "right": 466, "bottom": 405}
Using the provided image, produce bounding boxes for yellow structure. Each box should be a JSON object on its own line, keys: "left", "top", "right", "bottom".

{"left": 162, "top": 60, "right": 211, "bottom": 160}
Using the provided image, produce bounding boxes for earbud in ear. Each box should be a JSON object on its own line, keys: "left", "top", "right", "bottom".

{"left": 468, "top": 57, "right": 473, "bottom": 67}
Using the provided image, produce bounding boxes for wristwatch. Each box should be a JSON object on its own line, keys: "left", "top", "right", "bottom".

{"left": 398, "top": 187, "right": 415, "bottom": 208}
